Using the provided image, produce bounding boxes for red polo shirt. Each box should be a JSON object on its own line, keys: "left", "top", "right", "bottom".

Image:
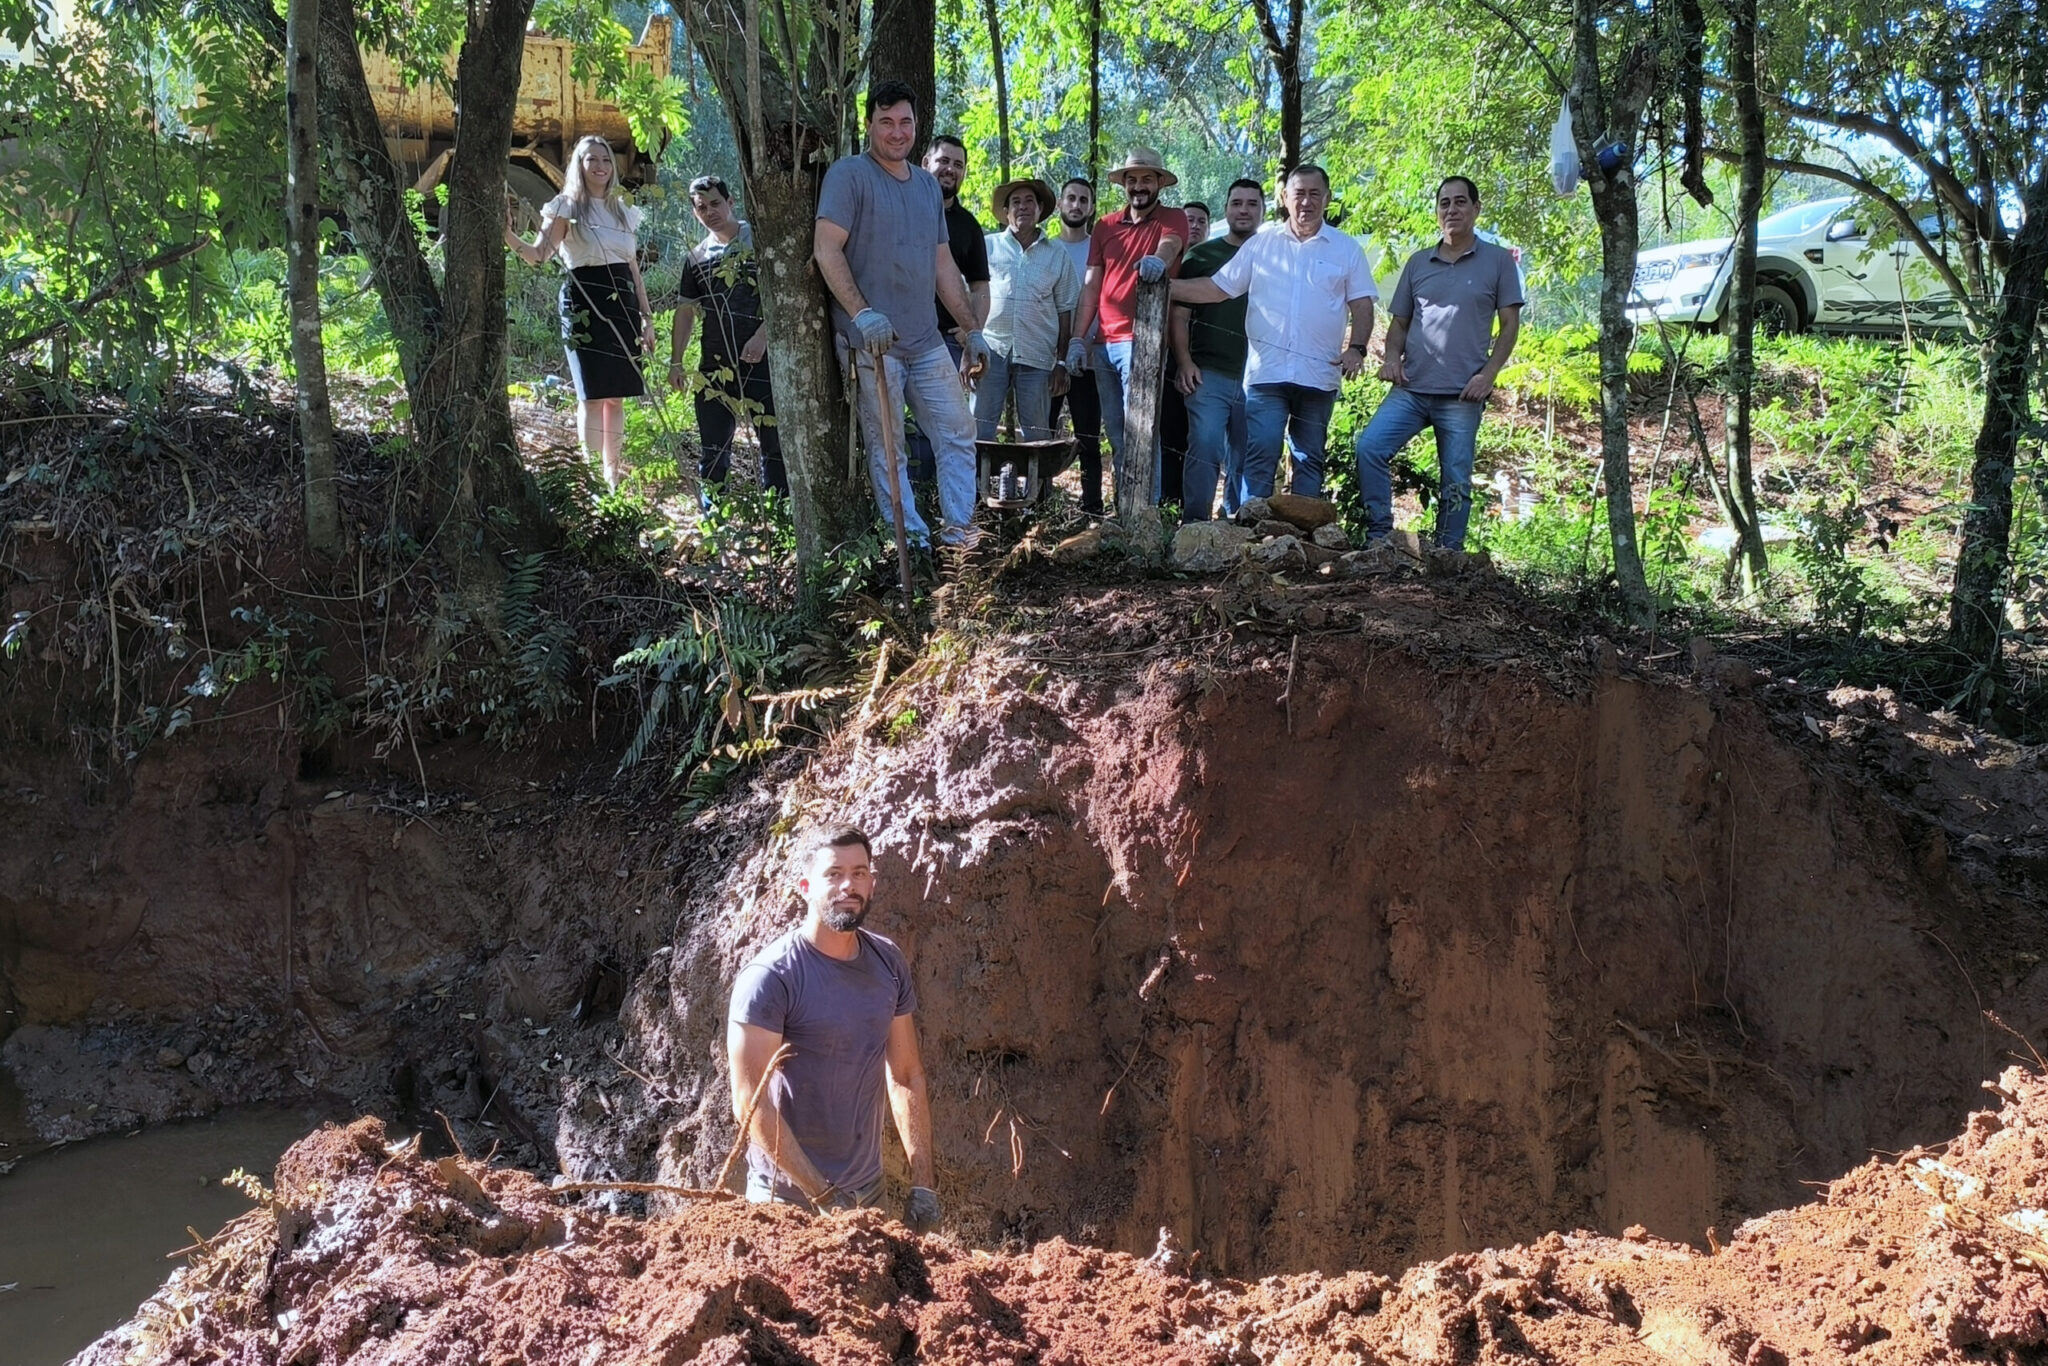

{"left": 1087, "top": 205, "right": 1189, "bottom": 343}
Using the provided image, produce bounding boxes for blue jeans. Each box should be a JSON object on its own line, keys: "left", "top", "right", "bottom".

{"left": 1356, "top": 387, "right": 1485, "bottom": 549}
{"left": 905, "top": 336, "right": 964, "bottom": 483}
{"left": 1181, "top": 368, "right": 1245, "bottom": 521}
{"left": 851, "top": 344, "right": 977, "bottom": 545}
{"left": 1094, "top": 340, "right": 1161, "bottom": 503}
{"left": 972, "top": 353, "right": 1054, "bottom": 441}
{"left": 1244, "top": 382, "right": 1338, "bottom": 501}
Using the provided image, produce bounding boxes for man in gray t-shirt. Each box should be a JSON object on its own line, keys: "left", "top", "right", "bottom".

{"left": 815, "top": 80, "right": 991, "bottom": 549}
{"left": 725, "top": 826, "right": 940, "bottom": 1231}
{"left": 1356, "top": 175, "right": 1524, "bottom": 551}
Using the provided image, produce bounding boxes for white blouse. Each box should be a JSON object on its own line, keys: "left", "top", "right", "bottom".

{"left": 543, "top": 194, "right": 644, "bottom": 271}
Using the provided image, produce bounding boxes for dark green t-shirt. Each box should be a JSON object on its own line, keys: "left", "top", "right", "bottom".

{"left": 1180, "top": 236, "right": 1251, "bottom": 379}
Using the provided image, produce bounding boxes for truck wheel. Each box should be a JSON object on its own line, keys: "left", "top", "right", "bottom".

{"left": 1755, "top": 283, "right": 1802, "bottom": 336}
{"left": 505, "top": 164, "right": 557, "bottom": 216}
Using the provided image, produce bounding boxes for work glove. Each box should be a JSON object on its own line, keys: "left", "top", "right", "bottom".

{"left": 1137, "top": 254, "right": 1167, "bottom": 283}
{"left": 962, "top": 329, "right": 992, "bottom": 372}
{"left": 904, "top": 1185, "right": 941, "bottom": 1232}
{"left": 852, "top": 307, "right": 896, "bottom": 356}
{"left": 1064, "top": 337, "right": 1089, "bottom": 373}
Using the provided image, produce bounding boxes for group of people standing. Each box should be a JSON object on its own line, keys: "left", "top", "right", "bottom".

{"left": 506, "top": 82, "right": 1525, "bottom": 552}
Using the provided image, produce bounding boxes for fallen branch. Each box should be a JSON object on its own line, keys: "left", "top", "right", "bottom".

{"left": 2, "top": 238, "right": 212, "bottom": 354}
{"left": 716, "top": 1042, "right": 793, "bottom": 1192}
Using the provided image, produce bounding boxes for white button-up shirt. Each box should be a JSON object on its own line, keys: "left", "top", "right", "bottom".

{"left": 1206, "top": 222, "right": 1379, "bottom": 390}
{"left": 984, "top": 228, "right": 1081, "bottom": 370}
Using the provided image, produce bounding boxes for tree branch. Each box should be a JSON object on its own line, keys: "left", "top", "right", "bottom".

{"left": 3, "top": 238, "right": 211, "bottom": 355}
{"left": 1465, "top": 0, "right": 1566, "bottom": 97}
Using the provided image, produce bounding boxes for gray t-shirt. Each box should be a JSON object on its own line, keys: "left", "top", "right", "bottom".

{"left": 728, "top": 926, "right": 918, "bottom": 1199}
{"left": 817, "top": 151, "right": 948, "bottom": 360}
{"left": 1387, "top": 238, "right": 1525, "bottom": 395}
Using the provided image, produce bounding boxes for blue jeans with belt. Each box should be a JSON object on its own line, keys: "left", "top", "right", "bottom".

{"left": 1355, "top": 387, "right": 1485, "bottom": 548}
{"left": 1243, "top": 382, "right": 1338, "bottom": 501}
{"left": 973, "top": 352, "right": 1055, "bottom": 441}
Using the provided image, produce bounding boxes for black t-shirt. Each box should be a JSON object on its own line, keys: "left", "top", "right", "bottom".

{"left": 677, "top": 223, "right": 765, "bottom": 363}
{"left": 933, "top": 200, "right": 990, "bottom": 333}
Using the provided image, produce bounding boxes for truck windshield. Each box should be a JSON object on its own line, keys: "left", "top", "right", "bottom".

{"left": 1759, "top": 201, "right": 1846, "bottom": 239}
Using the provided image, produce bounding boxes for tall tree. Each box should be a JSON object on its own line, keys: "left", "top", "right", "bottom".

{"left": 1568, "top": 0, "right": 1657, "bottom": 625}
{"left": 981, "top": 0, "right": 1012, "bottom": 181}
{"left": 1247, "top": 0, "right": 1305, "bottom": 170}
{"left": 1947, "top": 168, "right": 2048, "bottom": 709}
{"left": 1710, "top": 0, "right": 1767, "bottom": 592}
{"left": 675, "top": 0, "right": 870, "bottom": 591}
{"left": 871, "top": 0, "right": 935, "bottom": 155}
{"left": 286, "top": 0, "right": 343, "bottom": 562}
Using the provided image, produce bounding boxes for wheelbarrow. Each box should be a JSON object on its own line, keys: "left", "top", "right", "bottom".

{"left": 974, "top": 436, "right": 1076, "bottom": 512}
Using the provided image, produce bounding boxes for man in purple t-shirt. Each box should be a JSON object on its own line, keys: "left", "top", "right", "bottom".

{"left": 726, "top": 826, "right": 939, "bottom": 1231}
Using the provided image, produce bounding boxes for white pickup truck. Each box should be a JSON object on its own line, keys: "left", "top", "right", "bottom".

{"left": 1629, "top": 196, "right": 1962, "bottom": 335}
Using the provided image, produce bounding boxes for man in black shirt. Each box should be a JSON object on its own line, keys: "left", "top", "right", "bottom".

{"left": 907, "top": 135, "right": 990, "bottom": 482}
{"left": 669, "top": 175, "right": 786, "bottom": 500}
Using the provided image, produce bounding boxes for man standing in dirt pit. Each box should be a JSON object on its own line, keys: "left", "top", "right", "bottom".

{"left": 1049, "top": 177, "right": 1107, "bottom": 515}
{"left": 1066, "top": 148, "right": 1189, "bottom": 500}
{"left": 815, "top": 81, "right": 990, "bottom": 548}
{"left": 1355, "top": 175, "right": 1523, "bottom": 550}
{"left": 727, "top": 827, "right": 940, "bottom": 1230}
{"left": 1171, "top": 164, "right": 1376, "bottom": 503}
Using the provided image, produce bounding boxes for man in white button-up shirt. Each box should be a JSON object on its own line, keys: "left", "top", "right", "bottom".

{"left": 1171, "top": 165, "right": 1377, "bottom": 501}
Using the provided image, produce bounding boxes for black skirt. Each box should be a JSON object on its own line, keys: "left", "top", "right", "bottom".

{"left": 560, "top": 263, "right": 646, "bottom": 400}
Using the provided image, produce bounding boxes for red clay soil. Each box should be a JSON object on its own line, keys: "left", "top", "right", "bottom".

{"left": 78, "top": 1065, "right": 2048, "bottom": 1365}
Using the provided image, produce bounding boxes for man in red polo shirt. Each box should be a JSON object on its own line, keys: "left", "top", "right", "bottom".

{"left": 1066, "top": 148, "right": 1187, "bottom": 503}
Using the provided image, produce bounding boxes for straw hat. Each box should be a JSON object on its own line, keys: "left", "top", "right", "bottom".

{"left": 1106, "top": 147, "right": 1179, "bottom": 189}
{"left": 990, "top": 176, "right": 1057, "bottom": 221}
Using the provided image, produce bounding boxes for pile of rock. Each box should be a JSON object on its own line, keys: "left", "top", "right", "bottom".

{"left": 1169, "top": 494, "right": 1488, "bottom": 578}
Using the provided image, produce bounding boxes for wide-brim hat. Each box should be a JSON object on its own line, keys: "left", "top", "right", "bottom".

{"left": 991, "top": 176, "right": 1057, "bottom": 221}
{"left": 1106, "top": 147, "right": 1179, "bottom": 189}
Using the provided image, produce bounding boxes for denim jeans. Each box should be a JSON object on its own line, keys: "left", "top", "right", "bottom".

{"left": 1355, "top": 387, "right": 1485, "bottom": 549}
{"left": 972, "top": 353, "right": 1054, "bottom": 441}
{"left": 1243, "top": 382, "right": 1339, "bottom": 501}
{"left": 851, "top": 344, "right": 978, "bottom": 545}
{"left": 1095, "top": 340, "right": 1161, "bottom": 502}
{"left": 905, "top": 337, "right": 965, "bottom": 484}
{"left": 1048, "top": 369, "right": 1104, "bottom": 514}
{"left": 1181, "top": 368, "right": 1246, "bottom": 521}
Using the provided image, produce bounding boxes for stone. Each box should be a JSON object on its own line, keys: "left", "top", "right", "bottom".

{"left": 1311, "top": 523, "right": 1351, "bottom": 551}
{"left": 1234, "top": 496, "right": 1273, "bottom": 526}
{"left": 1301, "top": 541, "right": 1342, "bottom": 568}
{"left": 1249, "top": 534, "right": 1308, "bottom": 572}
{"left": 1265, "top": 492, "right": 1341, "bottom": 531}
{"left": 1169, "top": 522, "right": 1253, "bottom": 573}
{"left": 1049, "top": 524, "right": 1128, "bottom": 565}
{"left": 1253, "top": 519, "right": 1298, "bottom": 540}
{"left": 186, "top": 1050, "right": 216, "bottom": 1076}
{"left": 156, "top": 1048, "right": 186, "bottom": 1070}
{"left": 1386, "top": 529, "right": 1427, "bottom": 562}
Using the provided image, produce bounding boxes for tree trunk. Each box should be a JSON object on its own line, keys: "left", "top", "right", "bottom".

{"left": 287, "top": 0, "right": 343, "bottom": 562}
{"left": 1248, "top": 0, "right": 1305, "bottom": 170}
{"left": 1087, "top": 0, "right": 1102, "bottom": 183}
{"left": 314, "top": 0, "right": 551, "bottom": 559}
{"left": 1119, "top": 278, "right": 1168, "bottom": 519}
{"left": 1946, "top": 168, "right": 2048, "bottom": 704}
{"left": 1716, "top": 0, "right": 1767, "bottom": 592}
{"left": 413, "top": 0, "right": 552, "bottom": 556}
{"left": 981, "top": 0, "right": 1010, "bottom": 181}
{"left": 870, "top": 0, "right": 935, "bottom": 156}
{"left": 748, "top": 169, "right": 871, "bottom": 573}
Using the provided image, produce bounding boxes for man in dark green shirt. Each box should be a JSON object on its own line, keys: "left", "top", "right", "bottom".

{"left": 1171, "top": 179, "right": 1263, "bottom": 520}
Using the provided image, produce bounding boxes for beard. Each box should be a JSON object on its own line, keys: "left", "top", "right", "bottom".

{"left": 1061, "top": 207, "right": 1091, "bottom": 228}
{"left": 823, "top": 897, "right": 870, "bottom": 932}
{"left": 1125, "top": 187, "right": 1156, "bottom": 212}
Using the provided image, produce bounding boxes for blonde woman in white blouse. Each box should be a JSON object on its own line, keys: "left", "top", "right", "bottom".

{"left": 504, "top": 136, "right": 654, "bottom": 489}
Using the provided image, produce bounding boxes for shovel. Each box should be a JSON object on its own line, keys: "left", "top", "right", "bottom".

{"left": 867, "top": 357, "right": 917, "bottom": 610}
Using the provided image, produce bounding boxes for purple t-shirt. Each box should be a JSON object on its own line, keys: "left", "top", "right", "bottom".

{"left": 728, "top": 927, "right": 917, "bottom": 1198}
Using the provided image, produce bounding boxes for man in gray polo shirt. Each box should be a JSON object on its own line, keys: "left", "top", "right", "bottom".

{"left": 1357, "top": 175, "right": 1523, "bottom": 550}
{"left": 727, "top": 825, "right": 939, "bottom": 1231}
{"left": 814, "top": 80, "right": 992, "bottom": 548}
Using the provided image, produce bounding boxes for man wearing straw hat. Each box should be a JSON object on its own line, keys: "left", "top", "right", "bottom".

{"left": 814, "top": 80, "right": 992, "bottom": 548}
{"left": 1066, "top": 147, "right": 1189, "bottom": 496}
{"left": 727, "top": 826, "right": 939, "bottom": 1231}
{"left": 977, "top": 175, "right": 1080, "bottom": 442}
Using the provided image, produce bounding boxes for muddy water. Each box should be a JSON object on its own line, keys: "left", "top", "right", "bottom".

{"left": 0, "top": 1102, "right": 333, "bottom": 1366}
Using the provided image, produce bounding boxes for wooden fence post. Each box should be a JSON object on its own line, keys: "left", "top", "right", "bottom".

{"left": 1118, "top": 276, "right": 1169, "bottom": 520}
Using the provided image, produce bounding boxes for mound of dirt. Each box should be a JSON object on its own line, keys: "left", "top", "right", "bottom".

{"left": 78, "top": 1067, "right": 2048, "bottom": 1364}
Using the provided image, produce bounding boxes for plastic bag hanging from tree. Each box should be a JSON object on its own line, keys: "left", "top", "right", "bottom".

{"left": 1549, "top": 99, "right": 1580, "bottom": 195}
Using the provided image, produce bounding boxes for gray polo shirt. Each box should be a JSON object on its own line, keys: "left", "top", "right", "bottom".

{"left": 1387, "top": 238, "right": 1525, "bottom": 396}
{"left": 817, "top": 151, "right": 949, "bottom": 360}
